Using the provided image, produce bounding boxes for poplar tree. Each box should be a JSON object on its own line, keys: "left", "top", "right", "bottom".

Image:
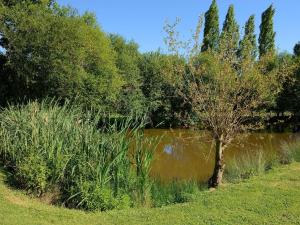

{"left": 201, "top": 0, "right": 219, "bottom": 52}
{"left": 259, "top": 5, "right": 276, "bottom": 58}
{"left": 238, "top": 15, "right": 257, "bottom": 61}
{"left": 294, "top": 42, "right": 300, "bottom": 57}
{"left": 219, "top": 5, "right": 240, "bottom": 63}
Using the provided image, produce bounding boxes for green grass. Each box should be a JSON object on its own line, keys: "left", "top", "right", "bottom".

{"left": 1, "top": 163, "right": 300, "bottom": 225}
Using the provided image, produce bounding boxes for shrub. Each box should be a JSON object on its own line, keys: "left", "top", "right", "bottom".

{"left": 15, "top": 154, "right": 49, "bottom": 196}
{"left": 67, "top": 181, "right": 131, "bottom": 211}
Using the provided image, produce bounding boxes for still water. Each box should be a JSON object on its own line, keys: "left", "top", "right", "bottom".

{"left": 145, "top": 129, "right": 300, "bottom": 182}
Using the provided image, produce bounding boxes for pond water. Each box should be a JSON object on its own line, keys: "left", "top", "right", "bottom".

{"left": 145, "top": 129, "right": 300, "bottom": 182}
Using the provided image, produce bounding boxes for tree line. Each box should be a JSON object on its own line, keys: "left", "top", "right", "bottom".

{"left": 0, "top": 0, "right": 299, "bottom": 128}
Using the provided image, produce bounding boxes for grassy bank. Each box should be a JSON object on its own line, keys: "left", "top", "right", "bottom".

{"left": 0, "top": 101, "right": 197, "bottom": 210}
{"left": 1, "top": 163, "right": 300, "bottom": 225}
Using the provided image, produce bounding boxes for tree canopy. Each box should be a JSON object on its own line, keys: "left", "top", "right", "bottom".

{"left": 259, "top": 5, "right": 276, "bottom": 58}
{"left": 201, "top": 0, "right": 219, "bottom": 52}
{"left": 0, "top": 1, "right": 122, "bottom": 110}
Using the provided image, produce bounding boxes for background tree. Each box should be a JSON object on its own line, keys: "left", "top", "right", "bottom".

{"left": 293, "top": 42, "right": 300, "bottom": 57}
{"left": 238, "top": 15, "right": 257, "bottom": 61}
{"left": 259, "top": 5, "right": 276, "bottom": 58}
{"left": 275, "top": 50, "right": 300, "bottom": 127}
{"left": 109, "top": 34, "right": 146, "bottom": 115}
{"left": 219, "top": 5, "right": 240, "bottom": 64}
{"left": 0, "top": 1, "right": 122, "bottom": 110}
{"left": 139, "top": 52, "right": 187, "bottom": 127}
{"left": 201, "top": 0, "right": 219, "bottom": 52}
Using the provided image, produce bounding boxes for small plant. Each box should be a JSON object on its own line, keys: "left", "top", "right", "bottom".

{"left": 66, "top": 181, "right": 131, "bottom": 211}
{"left": 15, "top": 154, "right": 49, "bottom": 196}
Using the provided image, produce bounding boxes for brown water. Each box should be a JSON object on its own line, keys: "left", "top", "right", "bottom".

{"left": 145, "top": 129, "right": 300, "bottom": 182}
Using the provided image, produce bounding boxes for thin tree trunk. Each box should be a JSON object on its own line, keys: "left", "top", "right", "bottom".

{"left": 208, "top": 138, "right": 225, "bottom": 188}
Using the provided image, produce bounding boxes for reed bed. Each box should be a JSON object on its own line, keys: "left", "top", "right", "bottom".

{"left": 0, "top": 100, "right": 161, "bottom": 210}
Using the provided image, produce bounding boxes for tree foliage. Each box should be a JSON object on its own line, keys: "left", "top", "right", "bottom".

{"left": 0, "top": 1, "right": 122, "bottom": 110}
{"left": 201, "top": 0, "right": 219, "bottom": 52}
{"left": 219, "top": 5, "right": 240, "bottom": 64}
{"left": 259, "top": 5, "right": 276, "bottom": 58}
{"left": 238, "top": 15, "right": 257, "bottom": 61}
{"left": 109, "top": 34, "right": 146, "bottom": 115}
{"left": 293, "top": 42, "right": 300, "bottom": 57}
{"left": 139, "top": 52, "right": 187, "bottom": 126}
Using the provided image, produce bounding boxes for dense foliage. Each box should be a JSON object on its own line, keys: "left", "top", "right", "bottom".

{"left": 0, "top": 2, "right": 122, "bottom": 110}
{"left": 0, "top": 0, "right": 299, "bottom": 127}
{"left": 201, "top": 0, "right": 219, "bottom": 52}
{"left": 259, "top": 5, "right": 276, "bottom": 58}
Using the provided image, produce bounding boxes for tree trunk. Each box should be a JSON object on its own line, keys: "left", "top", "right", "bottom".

{"left": 208, "top": 138, "right": 225, "bottom": 188}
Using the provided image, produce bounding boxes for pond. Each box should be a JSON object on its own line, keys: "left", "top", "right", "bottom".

{"left": 145, "top": 129, "right": 300, "bottom": 182}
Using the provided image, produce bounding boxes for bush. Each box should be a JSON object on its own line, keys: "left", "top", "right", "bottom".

{"left": 67, "top": 181, "right": 131, "bottom": 211}
{"left": 15, "top": 154, "right": 49, "bottom": 196}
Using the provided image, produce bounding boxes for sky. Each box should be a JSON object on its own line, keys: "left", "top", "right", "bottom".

{"left": 57, "top": 0, "right": 300, "bottom": 53}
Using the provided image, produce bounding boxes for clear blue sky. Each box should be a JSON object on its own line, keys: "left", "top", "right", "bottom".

{"left": 57, "top": 0, "right": 300, "bottom": 53}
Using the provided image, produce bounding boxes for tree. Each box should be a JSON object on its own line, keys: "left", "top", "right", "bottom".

{"left": 238, "top": 15, "right": 257, "bottom": 61}
{"left": 259, "top": 5, "right": 276, "bottom": 58}
{"left": 0, "top": 0, "right": 54, "bottom": 7}
{"left": 219, "top": 5, "right": 240, "bottom": 64}
{"left": 0, "top": 2, "right": 122, "bottom": 110}
{"left": 294, "top": 42, "right": 300, "bottom": 57}
{"left": 139, "top": 52, "right": 187, "bottom": 127}
{"left": 275, "top": 53, "right": 300, "bottom": 118}
{"left": 189, "top": 52, "right": 283, "bottom": 187}
{"left": 165, "top": 14, "right": 288, "bottom": 188}
{"left": 201, "top": 0, "right": 219, "bottom": 52}
{"left": 109, "top": 34, "right": 146, "bottom": 115}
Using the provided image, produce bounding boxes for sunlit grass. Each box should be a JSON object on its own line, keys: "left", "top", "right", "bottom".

{"left": 1, "top": 162, "right": 300, "bottom": 225}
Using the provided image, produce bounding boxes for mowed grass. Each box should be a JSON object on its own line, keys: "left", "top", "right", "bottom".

{"left": 1, "top": 163, "right": 300, "bottom": 225}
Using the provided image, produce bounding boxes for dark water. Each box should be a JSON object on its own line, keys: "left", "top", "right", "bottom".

{"left": 145, "top": 129, "right": 300, "bottom": 182}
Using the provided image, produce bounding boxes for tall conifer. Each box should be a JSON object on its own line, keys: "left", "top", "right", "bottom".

{"left": 293, "top": 42, "right": 300, "bottom": 57}
{"left": 219, "top": 5, "right": 240, "bottom": 63}
{"left": 201, "top": 0, "right": 219, "bottom": 52}
{"left": 259, "top": 5, "right": 276, "bottom": 58}
{"left": 238, "top": 15, "right": 257, "bottom": 60}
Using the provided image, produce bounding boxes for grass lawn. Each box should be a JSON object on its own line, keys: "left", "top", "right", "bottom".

{"left": 1, "top": 164, "right": 300, "bottom": 225}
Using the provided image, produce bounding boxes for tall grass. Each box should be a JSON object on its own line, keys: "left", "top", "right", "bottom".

{"left": 280, "top": 139, "right": 300, "bottom": 163}
{"left": 130, "top": 130, "right": 160, "bottom": 206}
{"left": 0, "top": 100, "right": 161, "bottom": 210}
{"left": 151, "top": 180, "right": 199, "bottom": 207}
{"left": 225, "top": 139, "right": 300, "bottom": 182}
{"left": 224, "top": 150, "right": 280, "bottom": 182}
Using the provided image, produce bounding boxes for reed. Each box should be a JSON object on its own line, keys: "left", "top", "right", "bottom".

{"left": 280, "top": 139, "right": 300, "bottom": 163}
{"left": 224, "top": 150, "right": 277, "bottom": 182}
{"left": 0, "top": 100, "right": 160, "bottom": 210}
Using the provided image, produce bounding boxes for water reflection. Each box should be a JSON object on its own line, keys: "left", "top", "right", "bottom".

{"left": 163, "top": 145, "right": 173, "bottom": 155}
{"left": 145, "top": 129, "right": 300, "bottom": 182}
